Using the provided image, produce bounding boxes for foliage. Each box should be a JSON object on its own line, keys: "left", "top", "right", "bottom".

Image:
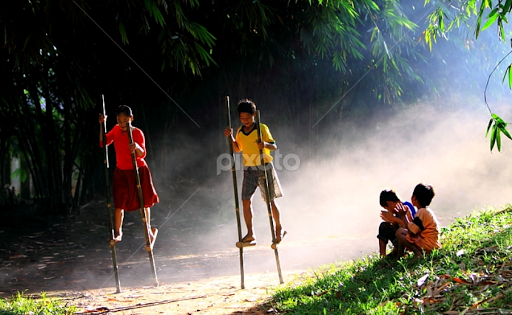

{"left": 423, "top": 0, "right": 512, "bottom": 151}
{"left": 0, "top": 0, "right": 217, "bottom": 214}
{"left": 0, "top": 0, "right": 506, "bottom": 216}
{"left": 270, "top": 205, "right": 512, "bottom": 314}
{"left": 0, "top": 0, "right": 439, "bottom": 214}
{"left": 0, "top": 292, "right": 75, "bottom": 314}
{"left": 486, "top": 113, "right": 512, "bottom": 151}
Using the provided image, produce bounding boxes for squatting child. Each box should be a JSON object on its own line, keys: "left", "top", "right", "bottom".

{"left": 99, "top": 105, "right": 159, "bottom": 245}
{"left": 378, "top": 189, "right": 416, "bottom": 258}
{"left": 395, "top": 183, "right": 441, "bottom": 258}
{"left": 224, "top": 99, "right": 286, "bottom": 245}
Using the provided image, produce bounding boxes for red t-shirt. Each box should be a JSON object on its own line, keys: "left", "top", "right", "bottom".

{"left": 100, "top": 125, "right": 147, "bottom": 170}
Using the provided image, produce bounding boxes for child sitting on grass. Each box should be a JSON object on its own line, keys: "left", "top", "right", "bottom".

{"left": 395, "top": 183, "right": 441, "bottom": 258}
{"left": 378, "top": 189, "right": 416, "bottom": 258}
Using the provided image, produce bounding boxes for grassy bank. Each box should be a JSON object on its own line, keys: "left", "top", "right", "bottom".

{"left": 270, "top": 205, "right": 512, "bottom": 314}
{"left": 0, "top": 292, "right": 75, "bottom": 314}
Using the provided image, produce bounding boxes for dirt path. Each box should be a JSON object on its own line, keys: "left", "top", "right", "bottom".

{"left": 46, "top": 271, "right": 302, "bottom": 315}
{"left": 0, "top": 209, "right": 375, "bottom": 314}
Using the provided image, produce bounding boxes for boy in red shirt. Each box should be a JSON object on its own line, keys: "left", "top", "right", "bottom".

{"left": 99, "top": 105, "right": 159, "bottom": 244}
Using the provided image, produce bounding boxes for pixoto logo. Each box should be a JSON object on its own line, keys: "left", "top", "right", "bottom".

{"left": 216, "top": 149, "right": 300, "bottom": 175}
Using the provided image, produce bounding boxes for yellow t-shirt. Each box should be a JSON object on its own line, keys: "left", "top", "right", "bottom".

{"left": 236, "top": 123, "right": 275, "bottom": 166}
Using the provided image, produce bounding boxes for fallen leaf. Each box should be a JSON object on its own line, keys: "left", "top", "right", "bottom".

{"left": 417, "top": 274, "right": 429, "bottom": 287}
{"left": 9, "top": 254, "right": 27, "bottom": 259}
{"left": 452, "top": 277, "right": 472, "bottom": 284}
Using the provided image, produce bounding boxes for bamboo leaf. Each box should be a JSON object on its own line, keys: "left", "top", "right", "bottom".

{"left": 497, "top": 126, "right": 502, "bottom": 151}
{"left": 495, "top": 115, "right": 512, "bottom": 140}
{"left": 476, "top": 2, "right": 487, "bottom": 38}
{"left": 500, "top": 125, "right": 512, "bottom": 140}
{"left": 490, "top": 124, "right": 497, "bottom": 151}
{"left": 500, "top": 18, "right": 506, "bottom": 41}
{"left": 486, "top": 118, "right": 493, "bottom": 137}
{"left": 508, "top": 65, "right": 512, "bottom": 89}
{"left": 119, "top": 22, "right": 129, "bottom": 44}
{"left": 481, "top": 9, "right": 499, "bottom": 31}
{"left": 152, "top": 5, "right": 165, "bottom": 26}
{"left": 494, "top": 114, "right": 508, "bottom": 129}
{"left": 505, "top": 0, "right": 512, "bottom": 12}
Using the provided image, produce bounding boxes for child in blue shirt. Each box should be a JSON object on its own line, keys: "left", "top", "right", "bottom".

{"left": 378, "top": 189, "right": 416, "bottom": 258}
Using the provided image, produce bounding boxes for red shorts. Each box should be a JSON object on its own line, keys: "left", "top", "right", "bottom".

{"left": 113, "top": 165, "right": 159, "bottom": 212}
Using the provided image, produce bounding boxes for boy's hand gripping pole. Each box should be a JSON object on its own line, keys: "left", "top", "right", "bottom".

{"left": 225, "top": 96, "right": 246, "bottom": 289}
{"left": 255, "top": 110, "right": 284, "bottom": 284}
{"left": 126, "top": 122, "right": 159, "bottom": 287}
{"left": 101, "top": 95, "right": 121, "bottom": 293}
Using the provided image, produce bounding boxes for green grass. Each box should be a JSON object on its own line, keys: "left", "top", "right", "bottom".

{"left": 270, "top": 205, "right": 512, "bottom": 314}
{"left": 0, "top": 292, "right": 75, "bottom": 315}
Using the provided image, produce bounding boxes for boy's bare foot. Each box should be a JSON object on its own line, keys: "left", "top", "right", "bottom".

{"left": 150, "top": 228, "right": 158, "bottom": 246}
{"left": 113, "top": 232, "right": 123, "bottom": 242}
{"left": 241, "top": 234, "right": 255, "bottom": 243}
{"left": 275, "top": 225, "right": 286, "bottom": 243}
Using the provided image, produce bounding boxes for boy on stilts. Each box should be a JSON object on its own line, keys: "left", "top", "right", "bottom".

{"left": 224, "top": 99, "right": 286, "bottom": 246}
{"left": 99, "top": 105, "right": 159, "bottom": 245}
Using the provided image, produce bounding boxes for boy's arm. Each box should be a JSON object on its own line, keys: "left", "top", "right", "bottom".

{"left": 99, "top": 114, "right": 113, "bottom": 148}
{"left": 224, "top": 127, "right": 241, "bottom": 152}
{"left": 396, "top": 203, "right": 412, "bottom": 228}
{"left": 260, "top": 124, "right": 277, "bottom": 151}
{"left": 231, "top": 137, "right": 241, "bottom": 153}
{"left": 407, "top": 209, "right": 430, "bottom": 236}
{"left": 258, "top": 141, "right": 277, "bottom": 151}
{"left": 380, "top": 211, "right": 405, "bottom": 227}
{"left": 132, "top": 128, "right": 146, "bottom": 158}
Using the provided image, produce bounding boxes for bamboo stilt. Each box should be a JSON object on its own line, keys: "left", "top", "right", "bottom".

{"left": 101, "top": 95, "right": 121, "bottom": 293}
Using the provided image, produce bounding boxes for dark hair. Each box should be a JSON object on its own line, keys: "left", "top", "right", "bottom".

{"left": 412, "top": 183, "right": 435, "bottom": 208}
{"left": 115, "top": 105, "right": 133, "bottom": 116}
{"left": 379, "top": 189, "right": 401, "bottom": 207}
{"left": 237, "top": 99, "right": 256, "bottom": 115}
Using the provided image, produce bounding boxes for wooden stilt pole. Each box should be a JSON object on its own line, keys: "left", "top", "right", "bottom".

{"left": 101, "top": 95, "right": 121, "bottom": 293}
{"left": 225, "top": 96, "right": 246, "bottom": 289}
{"left": 126, "top": 121, "right": 159, "bottom": 287}
{"left": 255, "top": 110, "right": 284, "bottom": 284}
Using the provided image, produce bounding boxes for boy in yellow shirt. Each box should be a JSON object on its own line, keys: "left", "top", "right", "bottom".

{"left": 224, "top": 99, "right": 285, "bottom": 245}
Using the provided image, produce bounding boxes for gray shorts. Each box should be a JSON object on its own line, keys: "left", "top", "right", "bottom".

{"left": 241, "top": 163, "right": 283, "bottom": 202}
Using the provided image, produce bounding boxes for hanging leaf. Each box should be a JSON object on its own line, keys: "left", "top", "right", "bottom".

{"left": 489, "top": 123, "right": 497, "bottom": 151}
{"left": 119, "top": 22, "right": 129, "bottom": 44}
{"left": 502, "top": 64, "right": 512, "bottom": 89}
{"left": 481, "top": 8, "right": 499, "bottom": 31}
{"left": 487, "top": 113, "right": 512, "bottom": 152}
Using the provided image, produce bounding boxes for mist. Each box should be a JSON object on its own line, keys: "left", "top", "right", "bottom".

{"left": 72, "top": 36, "right": 512, "bottom": 290}
{"left": 110, "top": 100, "right": 508, "bottom": 287}
{"left": 24, "top": 98, "right": 511, "bottom": 295}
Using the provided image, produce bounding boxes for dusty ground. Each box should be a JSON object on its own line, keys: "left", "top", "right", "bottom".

{"left": 0, "top": 203, "right": 375, "bottom": 314}
{"left": 21, "top": 272, "right": 296, "bottom": 314}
